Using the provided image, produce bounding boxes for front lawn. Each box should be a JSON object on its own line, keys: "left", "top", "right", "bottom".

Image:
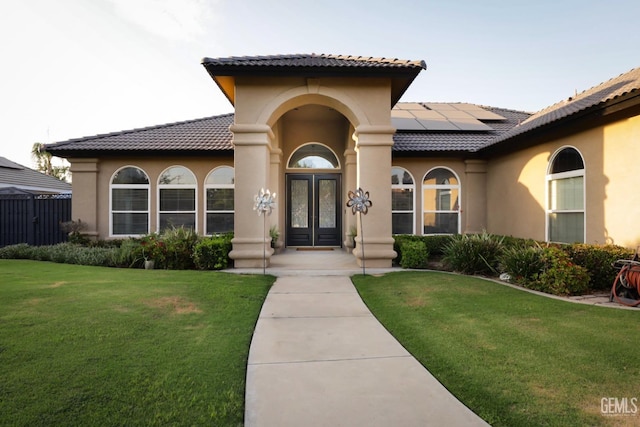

{"left": 0, "top": 260, "right": 273, "bottom": 426}
{"left": 353, "top": 271, "right": 640, "bottom": 427}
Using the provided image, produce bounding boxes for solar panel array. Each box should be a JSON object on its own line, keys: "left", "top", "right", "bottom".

{"left": 392, "top": 103, "right": 506, "bottom": 131}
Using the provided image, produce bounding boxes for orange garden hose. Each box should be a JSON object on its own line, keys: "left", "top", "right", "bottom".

{"left": 611, "top": 261, "right": 640, "bottom": 307}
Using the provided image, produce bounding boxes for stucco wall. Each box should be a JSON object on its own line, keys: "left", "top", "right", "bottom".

{"left": 486, "top": 114, "right": 640, "bottom": 247}
{"left": 74, "top": 156, "right": 234, "bottom": 239}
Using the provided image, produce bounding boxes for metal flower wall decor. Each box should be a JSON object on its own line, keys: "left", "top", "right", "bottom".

{"left": 254, "top": 188, "right": 277, "bottom": 216}
{"left": 346, "top": 188, "right": 372, "bottom": 215}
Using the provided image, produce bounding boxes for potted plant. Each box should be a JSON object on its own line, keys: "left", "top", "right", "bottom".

{"left": 269, "top": 225, "right": 282, "bottom": 253}
{"left": 347, "top": 225, "right": 358, "bottom": 249}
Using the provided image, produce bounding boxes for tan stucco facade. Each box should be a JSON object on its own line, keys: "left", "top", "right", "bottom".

{"left": 486, "top": 114, "right": 640, "bottom": 247}
{"left": 69, "top": 156, "right": 233, "bottom": 239}
{"left": 62, "top": 60, "right": 640, "bottom": 270}
{"left": 230, "top": 76, "right": 397, "bottom": 267}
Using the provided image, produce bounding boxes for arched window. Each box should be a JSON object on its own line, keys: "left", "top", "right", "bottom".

{"left": 391, "top": 167, "right": 415, "bottom": 234}
{"left": 110, "top": 166, "right": 149, "bottom": 236}
{"left": 423, "top": 167, "right": 460, "bottom": 234}
{"left": 547, "top": 147, "right": 585, "bottom": 243}
{"left": 205, "top": 166, "right": 234, "bottom": 234}
{"left": 288, "top": 143, "right": 340, "bottom": 169}
{"left": 158, "top": 166, "right": 196, "bottom": 232}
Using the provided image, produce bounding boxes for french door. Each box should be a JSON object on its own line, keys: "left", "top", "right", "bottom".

{"left": 286, "top": 174, "right": 341, "bottom": 247}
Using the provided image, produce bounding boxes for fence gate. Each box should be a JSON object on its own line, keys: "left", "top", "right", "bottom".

{"left": 0, "top": 188, "right": 71, "bottom": 247}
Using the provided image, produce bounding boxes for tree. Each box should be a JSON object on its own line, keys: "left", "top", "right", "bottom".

{"left": 31, "top": 142, "right": 69, "bottom": 182}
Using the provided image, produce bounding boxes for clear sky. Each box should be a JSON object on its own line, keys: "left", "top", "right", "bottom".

{"left": 2, "top": 0, "right": 639, "bottom": 168}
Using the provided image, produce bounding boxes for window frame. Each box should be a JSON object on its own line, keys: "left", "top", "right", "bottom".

{"left": 286, "top": 142, "right": 341, "bottom": 170}
{"left": 422, "top": 166, "right": 461, "bottom": 235}
{"left": 109, "top": 165, "right": 150, "bottom": 237}
{"left": 391, "top": 166, "right": 415, "bottom": 235}
{"left": 546, "top": 146, "right": 586, "bottom": 243}
{"left": 204, "top": 166, "right": 235, "bottom": 235}
{"left": 157, "top": 165, "right": 197, "bottom": 232}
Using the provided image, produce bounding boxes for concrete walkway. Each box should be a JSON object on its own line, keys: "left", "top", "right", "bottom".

{"left": 243, "top": 250, "right": 489, "bottom": 426}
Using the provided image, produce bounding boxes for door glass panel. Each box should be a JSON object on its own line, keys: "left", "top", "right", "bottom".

{"left": 291, "top": 179, "right": 308, "bottom": 228}
{"left": 318, "top": 179, "right": 336, "bottom": 228}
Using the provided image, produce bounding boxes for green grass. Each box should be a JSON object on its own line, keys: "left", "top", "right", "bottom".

{"left": 353, "top": 271, "right": 640, "bottom": 427}
{"left": 0, "top": 260, "right": 273, "bottom": 427}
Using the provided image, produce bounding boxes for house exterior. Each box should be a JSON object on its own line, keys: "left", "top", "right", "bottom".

{"left": 45, "top": 54, "right": 640, "bottom": 268}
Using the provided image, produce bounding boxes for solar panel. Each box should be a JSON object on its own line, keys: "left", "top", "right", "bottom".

{"left": 391, "top": 117, "right": 425, "bottom": 130}
{"left": 418, "top": 118, "right": 460, "bottom": 131}
{"left": 392, "top": 102, "right": 504, "bottom": 131}
{"left": 450, "top": 118, "right": 493, "bottom": 131}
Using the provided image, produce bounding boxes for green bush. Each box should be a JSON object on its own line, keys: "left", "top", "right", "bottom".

{"left": 394, "top": 235, "right": 452, "bottom": 266}
{"left": 193, "top": 234, "right": 233, "bottom": 270}
{"left": 499, "top": 245, "right": 545, "bottom": 284}
{"left": 500, "top": 235, "right": 542, "bottom": 250}
{"left": 0, "top": 243, "right": 34, "bottom": 259}
{"left": 399, "top": 241, "right": 429, "bottom": 269}
{"left": 527, "top": 246, "right": 590, "bottom": 296}
{"left": 565, "top": 244, "right": 635, "bottom": 291}
{"left": 161, "top": 226, "right": 199, "bottom": 270}
{"left": 442, "top": 232, "right": 504, "bottom": 276}
{"left": 393, "top": 235, "right": 422, "bottom": 266}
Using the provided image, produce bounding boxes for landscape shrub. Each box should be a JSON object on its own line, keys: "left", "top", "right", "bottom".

{"left": 442, "top": 232, "right": 504, "bottom": 275}
{"left": 139, "top": 233, "right": 167, "bottom": 268}
{"left": 193, "top": 233, "right": 234, "bottom": 270}
{"left": 499, "top": 245, "right": 545, "bottom": 285}
{"left": 500, "top": 235, "right": 541, "bottom": 250}
{"left": 422, "top": 235, "right": 452, "bottom": 258}
{"left": 0, "top": 243, "right": 34, "bottom": 259}
{"left": 394, "top": 234, "right": 452, "bottom": 266}
{"left": 393, "top": 235, "right": 422, "bottom": 266}
{"left": 161, "top": 226, "right": 199, "bottom": 270}
{"left": 527, "top": 246, "right": 590, "bottom": 296}
{"left": 399, "top": 240, "right": 429, "bottom": 269}
{"left": 565, "top": 244, "right": 635, "bottom": 291}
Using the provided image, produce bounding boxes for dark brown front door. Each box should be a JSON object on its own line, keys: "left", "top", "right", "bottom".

{"left": 286, "top": 174, "right": 341, "bottom": 247}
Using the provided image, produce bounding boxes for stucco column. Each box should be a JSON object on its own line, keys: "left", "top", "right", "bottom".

{"left": 464, "top": 159, "right": 488, "bottom": 234}
{"left": 269, "top": 147, "right": 283, "bottom": 251}
{"left": 229, "top": 124, "right": 274, "bottom": 268}
{"left": 353, "top": 125, "right": 397, "bottom": 267}
{"left": 68, "top": 158, "right": 99, "bottom": 240}
{"left": 343, "top": 147, "right": 357, "bottom": 251}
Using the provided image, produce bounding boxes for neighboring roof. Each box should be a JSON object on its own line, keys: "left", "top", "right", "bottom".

{"left": 201, "top": 53, "right": 426, "bottom": 106}
{"left": 482, "top": 66, "right": 640, "bottom": 154}
{"left": 0, "top": 157, "right": 71, "bottom": 194}
{"left": 392, "top": 105, "right": 531, "bottom": 154}
{"left": 46, "top": 114, "right": 234, "bottom": 157}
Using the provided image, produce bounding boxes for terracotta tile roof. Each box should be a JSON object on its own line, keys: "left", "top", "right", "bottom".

{"left": 201, "top": 54, "right": 426, "bottom": 71}
{"left": 486, "top": 66, "right": 640, "bottom": 148}
{"left": 46, "top": 114, "right": 234, "bottom": 155}
{"left": 392, "top": 107, "right": 531, "bottom": 153}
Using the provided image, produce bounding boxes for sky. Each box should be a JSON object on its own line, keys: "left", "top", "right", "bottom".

{"left": 2, "top": 0, "right": 639, "bottom": 169}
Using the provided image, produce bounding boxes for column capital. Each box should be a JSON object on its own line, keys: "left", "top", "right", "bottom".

{"left": 230, "top": 123, "right": 274, "bottom": 146}
{"left": 464, "top": 159, "right": 488, "bottom": 173}
{"left": 353, "top": 125, "right": 396, "bottom": 148}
